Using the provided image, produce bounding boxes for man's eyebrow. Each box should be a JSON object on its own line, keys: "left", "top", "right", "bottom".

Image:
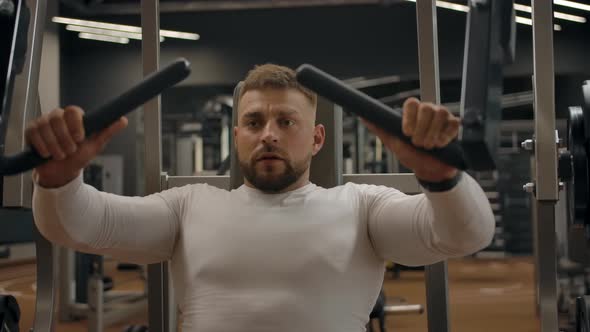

{"left": 241, "top": 108, "right": 300, "bottom": 118}
{"left": 241, "top": 111, "right": 264, "bottom": 119}
{"left": 276, "top": 109, "right": 299, "bottom": 116}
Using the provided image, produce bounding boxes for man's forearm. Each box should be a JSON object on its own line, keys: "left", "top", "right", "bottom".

{"left": 422, "top": 173, "right": 495, "bottom": 256}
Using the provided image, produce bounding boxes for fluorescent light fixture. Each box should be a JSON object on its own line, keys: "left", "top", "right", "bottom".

{"left": 53, "top": 16, "right": 200, "bottom": 40}
{"left": 516, "top": 16, "right": 563, "bottom": 30}
{"left": 435, "top": 1, "right": 469, "bottom": 12}
{"left": 160, "top": 30, "right": 199, "bottom": 40}
{"left": 554, "top": 12, "right": 587, "bottom": 23}
{"left": 514, "top": 3, "right": 586, "bottom": 23}
{"left": 516, "top": 16, "right": 533, "bottom": 25}
{"left": 554, "top": 0, "right": 590, "bottom": 12}
{"left": 78, "top": 32, "right": 129, "bottom": 44}
{"left": 403, "top": 1, "right": 563, "bottom": 31}
{"left": 66, "top": 25, "right": 165, "bottom": 41}
{"left": 404, "top": 0, "right": 468, "bottom": 11}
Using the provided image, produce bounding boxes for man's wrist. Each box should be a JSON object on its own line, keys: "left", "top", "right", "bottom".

{"left": 35, "top": 170, "right": 81, "bottom": 189}
{"left": 417, "top": 171, "right": 463, "bottom": 192}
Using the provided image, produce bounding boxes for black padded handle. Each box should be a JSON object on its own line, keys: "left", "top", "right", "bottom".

{"left": 0, "top": 58, "right": 191, "bottom": 176}
{"left": 296, "top": 64, "right": 467, "bottom": 170}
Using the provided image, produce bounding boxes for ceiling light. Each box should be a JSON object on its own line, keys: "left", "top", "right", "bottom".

{"left": 404, "top": 1, "right": 563, "bottom": 31}
{"left": 553, "top": 0, "right": 590, "bottom": 12}
{"left": 53, "top": 16, "right": 200, "bottom": 41}
{"left": 514, "top": 3, "right": 586, "bottom": 23}
{"left": 516, "top": 16, "right": 563, "bottom": 30}
{"left": 435, "top": 1, "right": 469, "bottom": 12}
{"left": 78, "top": 32, "right": 129, "bottom": 44}
{"left": 66, "top": 25, "right": 165, "bottom": 41}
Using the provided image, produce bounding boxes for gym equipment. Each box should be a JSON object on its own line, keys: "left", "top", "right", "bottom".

{"left": 562, "top": 103, "right": 589, "bottom": 266}
{"left": 296, "top": 65, "right": 468, "bottom": 170}
{"left": 366, "top": 289, "right": 424, "bottom": 332}
{"left": 0, "top": 58, "right": 191, "bottom": 176}
{"left": 577, "top": 296, "right": 590, "bottom": 332}
{"left": 0, "top": 1, "right": 529, "bottom": 332}
{"left": 124, "top": 325, "right": 148, "bottom": 332}
{"left": 296, "top": 0, "right": 515, "bottom": 172}
{"left": 0, "top": 295, "right": 20, "bottom": 332}
{"left": 0, "top": 3, "right": 190, "bottom": 332}
{"left": 519, "top": 1, "right": 565, "bottom": 331}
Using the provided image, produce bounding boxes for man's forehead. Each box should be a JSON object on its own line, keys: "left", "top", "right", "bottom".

{"left": 239, "top": 89, "right": 310, "bottom": 115}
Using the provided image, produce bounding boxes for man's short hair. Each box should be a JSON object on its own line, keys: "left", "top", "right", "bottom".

{"left": 240, "top": 64, "right": 317, "bottom": 107}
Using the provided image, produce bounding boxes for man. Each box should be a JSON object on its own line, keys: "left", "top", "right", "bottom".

{"left": 30, "top": 64, "right": 494, "bottom": 331}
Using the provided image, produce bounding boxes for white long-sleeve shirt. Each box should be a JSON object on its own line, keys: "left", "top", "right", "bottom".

{"left": 33, "top": 173, "right": 494, "bottom": 332}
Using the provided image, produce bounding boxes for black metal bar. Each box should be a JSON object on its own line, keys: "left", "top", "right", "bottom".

{"left": 0, "top": 58, "right": 190, "bottom": 176}
{"left": 296, "top": 64, "right": 468, "bottom": 170}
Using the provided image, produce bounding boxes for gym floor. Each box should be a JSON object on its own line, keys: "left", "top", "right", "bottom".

{"left": 0, "top": 257, "right": 538, "bottom": 332}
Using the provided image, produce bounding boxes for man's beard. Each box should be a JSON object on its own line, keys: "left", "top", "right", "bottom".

{"left": 239, "top": 146, "right": 310, "bottom": 193}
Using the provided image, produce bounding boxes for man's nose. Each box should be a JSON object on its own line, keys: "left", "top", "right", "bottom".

{"left": 261, "top": 122, "right": 279, "bottom": 144}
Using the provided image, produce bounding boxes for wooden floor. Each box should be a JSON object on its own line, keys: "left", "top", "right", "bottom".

{"left": 0, "top": 257, "right": 540, "bottom": 331}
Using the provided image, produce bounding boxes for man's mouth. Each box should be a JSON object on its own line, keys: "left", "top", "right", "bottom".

{"left": 256, "top": 153, "right": 284, "bottom": 162}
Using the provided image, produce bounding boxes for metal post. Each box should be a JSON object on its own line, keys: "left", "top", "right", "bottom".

{"left": 2, "top": 0, "right": 45, "bottom": 208}
{"left": 140, "top": 1, "right": 170, "bottom": 332}
{"left": 32, "top": 227, "right": 58, "bottom": 332}
{"left": 531, "top": 0, "right": 559, "bottom": 331}
{"left": 310, "top": 99, "right": 343, "bottom": 188}
{"left": 230, "top": 82, "right": 244, "bottom": 189}
{"left": 355, "top": 118, "right": 365, "bottom": 173}
{"left": 58, "top": 247, "right": 76, "bottom": 321}
{"left": 0, "top": 1, "right": 61, "bottom": 331}
{"left": 87, "top": 274, "right": 104, "bottom": 332}
{"left": 415, "top": 1, "right": 450, "bottom": 332}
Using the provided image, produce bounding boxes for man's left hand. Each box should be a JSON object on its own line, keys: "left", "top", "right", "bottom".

{"left": 362, "top": 97, "right": 460, "bottom": 183}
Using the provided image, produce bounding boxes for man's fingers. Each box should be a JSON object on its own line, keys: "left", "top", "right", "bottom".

{"left": 362, "top": 118, "right": 397, "bottom": 148}
{"left": 424, "top": 108, "right": 449, "bottom": 149}
{"left": 435, "top": 117, "right": 461, "bottom": 148}
{"left": 91, "top": 117, "right": 128, "bottom": 152}
{"left": 402, "top": 97, "right": 419, "bottom": 137}
{"left": 412, "top": 103, "right": 435, "bottom": 147}
{"left": 38, "top": 115, "right": 66, "bottom": 160}
{"left": 25, "top": 121, "right": 50, "bottom": 158}
{"left": 50, "top": 111, "right": 77, "bottom": 155}
{"left": 64, "top": 105, "right": 86, "bottom": 143}
{"left": 68, "top": 117, "right": 128, "bottom": 170}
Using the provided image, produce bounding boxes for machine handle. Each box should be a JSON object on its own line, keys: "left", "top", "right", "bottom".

{"left": 296, "top": 64, "right": 468, "bottom": 170}
{"left": 0, "top": 58, "right": 191, "bottom": 176}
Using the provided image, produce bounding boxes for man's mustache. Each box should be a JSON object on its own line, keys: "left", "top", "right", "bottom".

{"left": 251, "top": 145, "right": 288, "bottom": 161}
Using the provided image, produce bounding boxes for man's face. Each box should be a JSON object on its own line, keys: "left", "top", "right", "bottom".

{"left": 235, "top": 88, "right": 324, "bottom": 193}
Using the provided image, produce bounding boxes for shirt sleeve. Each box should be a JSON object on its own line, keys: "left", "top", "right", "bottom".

{"left": 358, "top": 173, "right": 495, "bottom": 266}
{"left": 32, "top": 171, "right": 190, "bottom": 264}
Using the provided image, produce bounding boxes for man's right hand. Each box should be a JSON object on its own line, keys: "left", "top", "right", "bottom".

{"left": 25, "top": 105, "right": 128, "bottom": 188}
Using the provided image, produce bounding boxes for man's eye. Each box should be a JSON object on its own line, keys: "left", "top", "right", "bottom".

{"left": 247, "top": 121, "right": 258, "bottom": 127}
{"left": 283, "top": 119, "right": 295, "bottom": 126}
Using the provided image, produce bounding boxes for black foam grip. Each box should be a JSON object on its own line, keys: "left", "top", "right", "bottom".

{"left": 296, "top": 64, "right": 467, "bottom": 170}
{"left": 0, "top": 58, "right": 191, "bottom": 176}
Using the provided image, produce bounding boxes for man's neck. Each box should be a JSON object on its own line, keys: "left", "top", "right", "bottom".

{"left": 244, "top": 177, "right": 310, "bottom": 194}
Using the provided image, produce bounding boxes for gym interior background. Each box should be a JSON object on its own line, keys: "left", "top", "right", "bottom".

{"left": 2, "top": 0, "right": 590, "bottom": 331}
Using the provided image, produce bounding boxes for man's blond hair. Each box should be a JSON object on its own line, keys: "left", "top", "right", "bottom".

{"left": 240, "top": 64, "right": 317, "bottom": 107}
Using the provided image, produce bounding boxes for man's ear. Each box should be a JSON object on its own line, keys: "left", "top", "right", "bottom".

{"left": 312, "top": 124, "right": 325, "bottom": 156}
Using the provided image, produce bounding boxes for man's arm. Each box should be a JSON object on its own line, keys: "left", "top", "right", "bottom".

{"left": 33, "top": 172, "right": 185, "bottom": 264}
{"left": 25, "top": 105, "right": 183, "bottom": 264}
{"left": 363, "top": 173, "right": 495, "bottom": 266}
{"left": 361, "top": 98, "right": 495, "bottom": 266}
